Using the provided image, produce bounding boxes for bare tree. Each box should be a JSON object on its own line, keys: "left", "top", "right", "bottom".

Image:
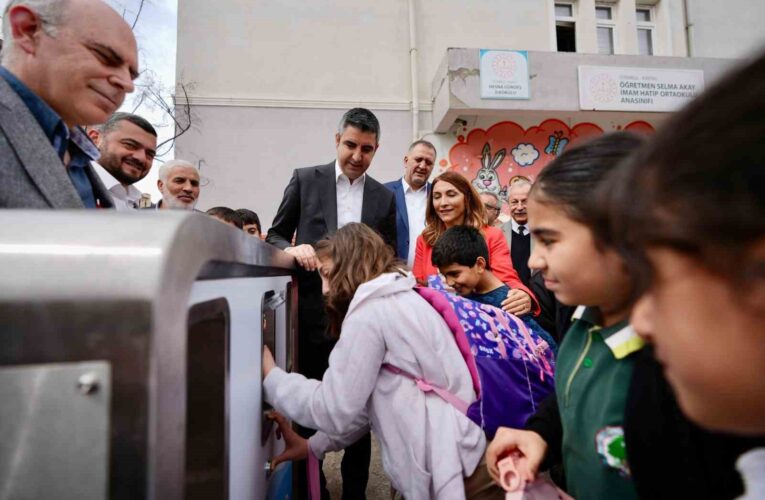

{"left": 130, "top": 0, "right": 146, "bottom": 29}
{"left": 129, "top": 70, "right": 197, "bottom": 159}
{"left": 114, "top": 0, "right": 195, "bottom": 161}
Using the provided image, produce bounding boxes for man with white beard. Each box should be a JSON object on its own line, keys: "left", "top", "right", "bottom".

{"left": 153, "top": 160, "right": 200, "bottom": 210}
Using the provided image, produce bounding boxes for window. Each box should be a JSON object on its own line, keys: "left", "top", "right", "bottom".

{"left": 555, "top": 3, "right": 573, "bottom": 18}
{"left": 596, "top": 5, "right": 615, "bottom": 55}
{"left": 555, "top": 2, "right": 576, "bottom": 53}
{"left": 636, "top": 6, "right": 655, "bottom": 55}
{"left": 636, "top": 7, "right": 652, "bottom": 22}
{"left": 595, "top": 6, "right": 612, "bottom": 20}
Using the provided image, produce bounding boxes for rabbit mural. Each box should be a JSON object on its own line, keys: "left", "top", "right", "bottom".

{"left": 472, "top": 143, "right": 508, "bottom": 200}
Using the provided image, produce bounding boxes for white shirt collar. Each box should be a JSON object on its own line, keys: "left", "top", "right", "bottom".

{"left": 92, "top": 160, "right": 121, "bottom": 190}
{"left": 511, "top": 218, "right": 527, "bottom": 234}
{"left": 402, "top": 177, "right": 427, "bottom": 194}
{"left": 335, "top": 160, "right": 366, "bottom": 186}
{"left": 91, "top": 160, "right": 143, "bottom": 208}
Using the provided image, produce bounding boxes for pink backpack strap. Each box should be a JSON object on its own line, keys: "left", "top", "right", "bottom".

{"left": 415, "top": 286, "right": 481, "bottom": 397}
{"left": 308, "top": 448, "right": 321, "bottom": 500}
{"left": 382, "top": 364, "right": 471, "bottom": 415}
{"left": 495, "top": 311, "right": 554, "bottom": 380}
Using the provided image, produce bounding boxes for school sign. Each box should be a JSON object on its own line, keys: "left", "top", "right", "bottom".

{"left": 578, "top": 65, "right": 705, "bottom": 112}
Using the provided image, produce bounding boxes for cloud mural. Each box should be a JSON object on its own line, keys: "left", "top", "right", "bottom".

{"left": 511, "top": 143, "right": 540, "bottom": 167}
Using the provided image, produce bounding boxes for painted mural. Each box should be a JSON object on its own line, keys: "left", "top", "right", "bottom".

{"left": 442, "top": 119, "right": 655, "bottom": 212}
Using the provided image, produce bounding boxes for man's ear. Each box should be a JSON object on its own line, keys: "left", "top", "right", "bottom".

{"left": 8, "top": 5, "right": 45, "bottom": 56}
{"left": 87, "top": 128, "right": 102, "bottom": 146}
{"left": 335, "top": 133, "right": 341, "bottom": 148}
{"left": 156, "top": 179, "right": 163, "bottom": 192}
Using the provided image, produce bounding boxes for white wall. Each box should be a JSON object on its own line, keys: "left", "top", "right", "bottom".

{"left": 687, "top": 0, "right": 765, "bottom": 58}
{"left": 177, "top": 0, "right": 553, "bottom": 105}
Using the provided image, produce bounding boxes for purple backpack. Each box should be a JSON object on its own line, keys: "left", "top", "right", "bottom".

{"left": 385, "top": 287, "right": 556, "bottom": 438}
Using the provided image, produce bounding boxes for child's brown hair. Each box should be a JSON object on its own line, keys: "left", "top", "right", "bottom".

{"left": 314, "top": 223, "right": 402, "bottom": 338}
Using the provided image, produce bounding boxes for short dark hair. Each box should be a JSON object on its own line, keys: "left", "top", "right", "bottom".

{"left": 607, "top": 50, "right": 765, "bottom": 292}
{"left": 431, "top": 225, "right": 491, "bottom": 270}
{"left": 236, "top": 208, "right": 261, "bottom": 232}
{"left": 408, "top": 139, "right": 436, "bottom": 155}
{"left": 206, "top": 206, "right": 244, "bottom": 229}
{"left": 531, "top": 131, "right": 646, "bottom": 247}
{"left": 101, "top": 112, "right": 157, "bottom": 137}
{"left": 338, "top": 108, "right": 381, "bottom": 142}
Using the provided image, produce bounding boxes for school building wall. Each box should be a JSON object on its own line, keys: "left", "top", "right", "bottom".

{"left": 175, "top": 0, "right": 765, "bottom": 228}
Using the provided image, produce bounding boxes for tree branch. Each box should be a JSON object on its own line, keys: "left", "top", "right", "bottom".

{"left": 131, "top": 0, "right": 146, "bottom": 29}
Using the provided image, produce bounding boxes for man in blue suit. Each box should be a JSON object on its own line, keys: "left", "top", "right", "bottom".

{"left": 384, "top": 140, "right": 436, "bottom": 265}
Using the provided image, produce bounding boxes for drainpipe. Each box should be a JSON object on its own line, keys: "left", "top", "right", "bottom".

{"left": 683, "top": 0, "right": 694, "bottom": 57}
{"left": 408, "top": 0, "right": 419, "bottom": 141}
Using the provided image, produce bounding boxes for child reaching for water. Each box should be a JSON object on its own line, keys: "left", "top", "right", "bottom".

{"left": 262, "top": 222, "right": 502, "bottom": 500}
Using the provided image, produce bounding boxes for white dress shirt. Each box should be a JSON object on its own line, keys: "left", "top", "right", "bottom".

{"left": 402, "top": 177, "right": 428, "bottom": 266}
{"left": 510, "top": 218, "right": 528, "bottom": 236}
{"left": 92, "top": 161, "right": 143, "bottom": 211}
{"left": 335, "top": 160, "right": 365, "bottom": 228}
{"left": 737, "top": 448, "right": 765, "bottom": 500}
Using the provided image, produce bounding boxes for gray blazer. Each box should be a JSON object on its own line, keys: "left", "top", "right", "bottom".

{"left": 0, "top": 76, "right": 113, "bottom": 208}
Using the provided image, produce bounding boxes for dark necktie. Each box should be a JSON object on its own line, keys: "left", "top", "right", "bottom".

{"left": 518, "top": 225, "right": 526, "bottom": 236}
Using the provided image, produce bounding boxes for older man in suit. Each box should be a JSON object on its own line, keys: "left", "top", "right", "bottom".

{"left": 267, "top": 108, "right": 396, "bottom": 499}
{"left": 0, "top": 0, "right": 138, "bottom": 208}
{"left": 501, "top": 179, "right": 534, "bottom": 286}
{"left": 384, "top": 140, "right": 436, "bottom": 266}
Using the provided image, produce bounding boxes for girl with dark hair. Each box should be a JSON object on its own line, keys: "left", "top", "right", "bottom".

{"left": 485, "top": 133, "right": 645, "bottom": 499}
{"left": 486, "top": 130, "right": 761, "bottom": 499}
{"left": 262, "top": 223, "right": 501, "bottom": 499}
{"left": 413, "top": 170, "right": 538, "bottom": 316}
{"left": 608, "top": 52, "right": 765, "bottom": 496}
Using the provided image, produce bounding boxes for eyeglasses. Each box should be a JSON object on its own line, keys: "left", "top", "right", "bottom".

{"left": 485, "top": 205, "right": 501, "bottom": 212}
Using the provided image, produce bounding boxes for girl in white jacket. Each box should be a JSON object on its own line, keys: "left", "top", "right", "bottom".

{"left": 262, "top": 222, "right": 501, "bottom": 499}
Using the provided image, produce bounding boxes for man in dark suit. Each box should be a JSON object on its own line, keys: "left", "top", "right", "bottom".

{"left": 266, "top": 108, "right": 396, "bottom": 499}
{"left": 384, "top": 140, "right": 436, "bottom": 266}
{"left": 0, "top": 0, "right": 139, "bottom": 208}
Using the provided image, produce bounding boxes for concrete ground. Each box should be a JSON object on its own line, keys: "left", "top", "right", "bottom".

{"left": 323, "top": 434, "right": 391, "bottom": 499}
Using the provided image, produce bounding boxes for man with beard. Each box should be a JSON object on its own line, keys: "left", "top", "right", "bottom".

{"left": 153, "top": 159, "right": 200, "bottom": 210}
{"left": 89, "top": 112, "right": 157, "bottom": 210}
{"left": 384, "top": 139, "right": 436, "bottom": 266}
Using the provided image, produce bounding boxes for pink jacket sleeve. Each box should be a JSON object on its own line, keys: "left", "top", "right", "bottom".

{"left": 484, "top": 226, "right": 540, "bottom": 315}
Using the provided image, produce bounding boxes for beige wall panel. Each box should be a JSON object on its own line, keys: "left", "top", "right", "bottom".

{"left": 177, "top": 0, "right": 411, "bottom": 101}
{"left": 688, "top": 0, "right": 765, "bottom": 58}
